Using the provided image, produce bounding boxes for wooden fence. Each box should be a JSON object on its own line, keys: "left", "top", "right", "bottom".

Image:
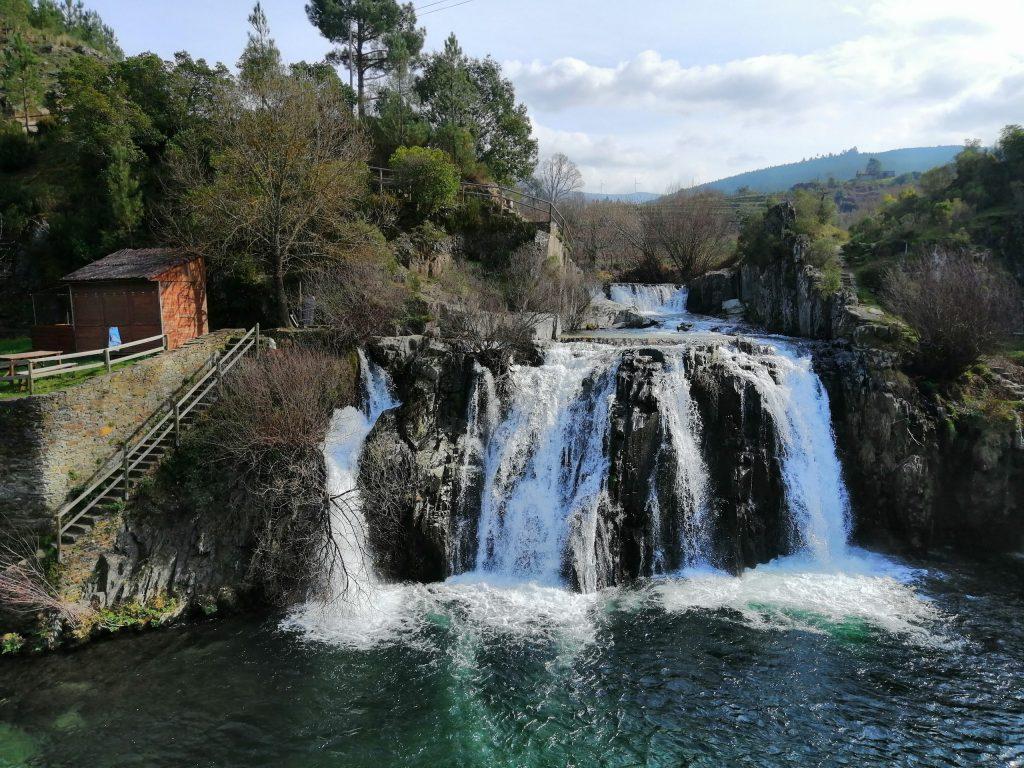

{"left": 1, "top": 334, "right": 167, "bottom": 395}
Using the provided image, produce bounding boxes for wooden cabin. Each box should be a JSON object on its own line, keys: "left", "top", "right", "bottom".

{"left": 31, "top": 248, "right": 208, "bottom": 353}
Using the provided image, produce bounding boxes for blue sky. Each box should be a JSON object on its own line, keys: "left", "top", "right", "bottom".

{"left": 89, "top": 0, "right": 1024, "bottom": 193}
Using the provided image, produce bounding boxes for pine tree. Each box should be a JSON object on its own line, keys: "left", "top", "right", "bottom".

{"left": 1, "top": 32, "right": 43, "bottom": 130}
{"left": 305, "top": 0, "right": 424, "bottom": 118}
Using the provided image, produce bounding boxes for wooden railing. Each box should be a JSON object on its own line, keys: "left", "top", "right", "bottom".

{"left": 1, "top": 334, "right": 167, "bottom": 395}
{"left": 55, "top": 325, "right": 260, "bottom": 559}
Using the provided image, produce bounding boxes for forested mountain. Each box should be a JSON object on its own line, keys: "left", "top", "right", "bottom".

{"left": 699, "top": 146, "right": 962, "bottom": 195}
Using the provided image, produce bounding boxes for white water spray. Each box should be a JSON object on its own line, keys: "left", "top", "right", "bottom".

{"left": 714, "top": 343, "right": 851, "bottom": 564}
{"left": 452, "top": 363, "right": 501, "bottom": 573}
{"left": 609, "top": 283, "right": 687, "bottom": 314}
{"left": 473, "top": 345, "right": 619, "bottom": 589}
{"left": 654, "top": 349, "right": 714, "bottom": 568}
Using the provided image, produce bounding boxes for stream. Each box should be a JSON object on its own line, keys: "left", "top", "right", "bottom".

{"left": 1, "top": 286, "right": 1023, "bottom": 767}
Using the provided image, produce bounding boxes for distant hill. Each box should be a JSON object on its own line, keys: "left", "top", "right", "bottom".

{"left": 577, "top": 191, "right": 660, "bottom": 204}
{"left": 697, "top": 146, "right": 963, "bottom": 196}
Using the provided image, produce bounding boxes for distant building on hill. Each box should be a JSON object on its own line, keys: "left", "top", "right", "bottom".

{"left": 857, "top": 157, "right": 896, "bottom": 180}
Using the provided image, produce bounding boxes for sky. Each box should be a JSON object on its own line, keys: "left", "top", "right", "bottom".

{"left": 89, "top": 0, "right": 1024, "bottom": 194}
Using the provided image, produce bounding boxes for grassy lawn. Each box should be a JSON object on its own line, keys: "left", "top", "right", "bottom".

{"left": 0, "top": 336, "right": 31, "bottom": 355}
{"left": 0, "top": 352, "right": 140, "bottom": 400}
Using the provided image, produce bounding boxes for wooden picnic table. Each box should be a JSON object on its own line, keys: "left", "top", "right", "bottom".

{"left": 0, "top": 350, "right": 62, "bottom": 379}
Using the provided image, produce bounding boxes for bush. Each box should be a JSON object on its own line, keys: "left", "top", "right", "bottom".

{"left": 204, "top": 348, "right": 355, "bottom": 602}
{"left": 883, "top": 251, "right": 1023, "bottom": 378}
{"left": 0, "top": 121, "right": 36, "bottom": 172}
{"left": 389, "top": 145, "right": 459, "bottom": 220}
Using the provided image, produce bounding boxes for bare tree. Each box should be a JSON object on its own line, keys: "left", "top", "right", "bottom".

{"left": 164, "top": 66, "right": 370, "bottom": 327}
{"left": 884, "top": 250, "right": 1023, "bottom": 377}
{"left": 610, "top": 204, "right": 666, "bottom": 281}
{"left": 0, "top": 533, "right": 93, "bottom": 627}
{"left": 561, "top": 198, "right": 623, "bottom": 272}
{"left": 203, "top": 348, "right": 356, "bottom": 602}
{"left": 304, "top": 251, "right": 410, "bottom": 345}
{"left": 534, "top": 153, "right": 584, "bottom": 205}
{"left": 642, "top": 192, "right": 733, "bottom": 281}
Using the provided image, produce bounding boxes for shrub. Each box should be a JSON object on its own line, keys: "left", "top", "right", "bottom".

{"left": 883, "top": 251, "right": 1023, "bottom": 378}
{"left": 204, "top": 348, "right": 355, "bottom": 602}
{"left": 389, "top": 145, "right": 459, "bottom": 219}
{"left": 0, "top": 120, "right": 36, "bottom": 172}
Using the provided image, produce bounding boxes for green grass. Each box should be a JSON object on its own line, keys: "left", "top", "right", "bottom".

{"left": 0, "top": 336, "right": 31, "bottom": 355}
{"left": 0, "top": 357, "right": 140, "bottom": 400}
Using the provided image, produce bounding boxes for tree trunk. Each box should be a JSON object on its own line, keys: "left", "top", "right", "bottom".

{"left": 356, "top": 21, "right": 366, "bottom": 119}
{"left": 274, "top": 251, "right": 289, "bottom": 327}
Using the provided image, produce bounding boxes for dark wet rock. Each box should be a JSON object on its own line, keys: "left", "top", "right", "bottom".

{"left": 815, "top": 344, "right": 1024, "bottom": 554}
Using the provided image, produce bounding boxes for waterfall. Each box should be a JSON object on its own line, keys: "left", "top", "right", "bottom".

{"left": 714, "top": 343, "right": 851, "bottom": 564}
{"left": 654, "top": 350, "right": 713, "bottom": 568}
{"left": 609, "top": 283, "right": 687, "bottom": 314}
{"left": 359, "top": 350, "right": 399, "bottom": 421}
{"left": 473, "top": 346, "right": 618, "bottom": 589}
{"left": 288, "top": 351, "right": 398, "bottom": 619}
{"left": 451, "top": 363, "right": 500, "bottom": 574}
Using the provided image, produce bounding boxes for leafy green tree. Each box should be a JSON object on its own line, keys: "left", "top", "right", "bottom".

{"left": 166, "top": 12, "right": 370, "bottom": 326}
{"left": 238, "top": 3, "right": 282, "bottom": 93}
{"left": 1, "top": 32, "right": 43, "bottom": 130}
{"left": 389, "top": 145, "right": 458, "bottom": 219}
{"left": 305, "top": 0, "right": 424, "bottom": 118}
{"left": 104, "top": 141, "right": 143, "bottom": 242}
{"left": 416, "top": 34, "right": 537, "bottom": 183}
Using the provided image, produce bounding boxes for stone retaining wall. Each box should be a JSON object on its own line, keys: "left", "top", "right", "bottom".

{"left": 0, "top": 330, "right": 236, "bottom": 536}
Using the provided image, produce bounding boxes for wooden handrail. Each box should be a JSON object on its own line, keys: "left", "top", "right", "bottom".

{"left": 55, "top": 325, "right": 260, "bottom": 559}
{"left": 25, "top": 334, "right": 166, "bottom": 366}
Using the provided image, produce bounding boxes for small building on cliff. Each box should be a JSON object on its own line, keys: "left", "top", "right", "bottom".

{"left": 32, "top": 248, "right": 208, "bottom": 353}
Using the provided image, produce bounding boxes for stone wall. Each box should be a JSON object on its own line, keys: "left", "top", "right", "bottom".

{"left": 0, "top": 330, "right": 236, "bottom": 535}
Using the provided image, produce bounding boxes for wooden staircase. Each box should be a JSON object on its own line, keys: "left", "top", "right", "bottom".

{"left": 56, "top": 326, "right": 261, "bottom": 556}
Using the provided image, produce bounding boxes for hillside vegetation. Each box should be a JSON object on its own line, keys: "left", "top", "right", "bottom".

{"left": 700, "top": 146, "right": 961, "bottom": 195}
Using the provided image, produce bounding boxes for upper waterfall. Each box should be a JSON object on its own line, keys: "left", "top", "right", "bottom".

{"left": 609, "top": 283, "right": 687, "bottom": 314}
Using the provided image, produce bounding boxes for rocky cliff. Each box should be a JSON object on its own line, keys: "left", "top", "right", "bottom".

{"left": 687, "top": 202, "right": 857, "bottom": 340}
{"left": 816, "top": 344, "right": 1024, "bottom": 554}
{"left": 361, "top": 337, "right": 808, "bottom": 590}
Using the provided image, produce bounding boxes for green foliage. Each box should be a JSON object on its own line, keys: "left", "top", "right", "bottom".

{"left": 98, "top": 595, "right": 182, "bottom": 630}
{"left": 1, "top": 30, "right": 44, "bottom": 127}
{"left": 1, "top": 632, "right": 25, "bottom": 654}
{"left": 416, "top": 34, "right": 537, "bottom": 183}
{"left": 2, "top": 0, "right": 121, "bottom": 58}
{"left": 445, "top": 196, "right": 536, "bottom": 268}
{"left": 306, "top": 0, "right": 424, "bottom": 117}
{"left": 847, "top": 126, "right": 1024, "bottom": 279}
{"left": 0, "top": 336, "right": 30, "bottom": 354}
{"left": 0, "top": 118, "right": 34, "bottom": 170}
{"left": 237, "top": 3, "right": 281, "bottom": 91}
{"left": 389, "top": 145, "right": 459, "bottom": 219}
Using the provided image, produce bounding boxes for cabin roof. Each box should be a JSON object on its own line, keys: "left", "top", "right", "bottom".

{"left": 62, "top": 248, "right": 195, "bottom": 282}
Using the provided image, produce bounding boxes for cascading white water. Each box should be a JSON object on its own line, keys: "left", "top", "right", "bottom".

{"left": 452, "top": 363, "right": 500, "bottom": 573}
{"left": 609, "top": 283, "right": 687, "bottom": 314}
{"left": 286, "top": 289, "right": 946, "bottom": 652}
{"left": 714, "top": 343, "right": 851, "bottom": 564}
{"left": 281, "top": 351, "right": 399, "bottom": 639}
{"left": 654, "top": 349, "right": 714, "bottom": 568}
{"left": 473, "top": 345, "right": 619, "bottom": 589}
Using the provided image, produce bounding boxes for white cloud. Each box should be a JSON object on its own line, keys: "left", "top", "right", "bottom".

{"left": 512, "top": 0, "right": 1024, "bottom": 191}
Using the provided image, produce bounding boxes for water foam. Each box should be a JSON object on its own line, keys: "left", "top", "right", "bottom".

{"left": 714, "top": 342, "right": 851, "bottom": 564}
{"left": 651, "top": 550, "right": 949, "bottom": 647}
{"left": 609, "top": 283, "right": 687, "bottom": 314}
{"left": 474, "top": 345, "right": 619, "bottom": 590}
